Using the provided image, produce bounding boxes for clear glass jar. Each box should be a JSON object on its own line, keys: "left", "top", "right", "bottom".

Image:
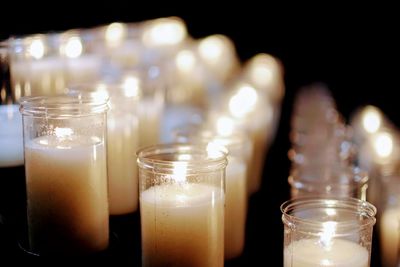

{"left": 137, "top": 143, "right": 227, "bottom": 267}
{"left": 288, "top": 165, "right": 369, "bottom": 200}
{"left": 68, "top": 82, "right": 140, "bottom": 216}
{"left": 281, "top": 197, "right": 376, "bottom": 267}
{"left": 19, "top": 94, "right": 109, "bottom": 256}
{"left": 174, "top": 126, "right": 251, "bottom": 260}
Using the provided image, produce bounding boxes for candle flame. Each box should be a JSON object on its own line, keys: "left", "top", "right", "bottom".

{"left": 105, "top": 23, "right": 126, "bottom": 46}
{"left": 198, "top": 35, "right": 227, "bottom": 64}
{"left": 29, "top": 39, "right": 45, "bottom": 59}
{"left": 373, "top": 132, "right": 393, "bottom": 158}
{"left": 320, "top": 221, "right": 337, "bottom": 248}
{"left": 123, "top": 76, "right": 140, "bottom": 98}
{"left": 247, "top": 54, "right": 278, "bottom": 89}
{"left": 143, "top": 18, "right": 186, "bottom": 47}
{"left": 362, "top": 106, "right": 381, "bottom": 134}
{"left": 172, "top": 161, "right": 188, "bottom": 183}
{"left": 64, "top": 37, "right": 83, "bottom": 58}
{"left": 216, "top": 116, "right": 234, "bottom": 136}
{"left": 176, "top": 50, "right": 196, "bottom": 73}
{"left": 229, "top": 84, "right": 258, "bottom": 118}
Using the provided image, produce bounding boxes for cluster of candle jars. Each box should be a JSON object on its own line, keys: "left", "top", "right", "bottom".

{"left": 0, "top": 16, "right": 286, "bottom": 265}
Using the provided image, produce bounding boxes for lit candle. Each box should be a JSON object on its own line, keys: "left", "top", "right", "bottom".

{"left": 281, "top": 198, "right": 376, "bottom": 267}
{"left": 61, "top": 36, "right": 102, "bottom": 85}
{"left": 138, "top": 144, "right": 227, "bottom": 267}
{"left": 380, "top": 208, "right": 400, "bottom": 267}
{"left": 24, "top": 134, "right": 109, "bottom": 254}
{"left": 20, "top": 95, "right": 109, "bottom": 255}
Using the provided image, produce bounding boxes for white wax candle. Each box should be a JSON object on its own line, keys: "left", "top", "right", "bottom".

{"left": 225, "top": 158, "right": 247, "bottom": 259}
{"left": 107, "top": 114, "right": 139, "bottom": 215}
{"left": 0, "top": 105, "right": 24, "bottom": 167}
{"left": 380, "top": 208, "right": 400, "bottom": 267}
{"left": 24, "top": 135, "right": 109, "bottom": 254}
{"left": 140, "top": 183, "right": 224, "bottom": 267}
{"left": 284, "top": 238, "right": 369, "bottom": 267}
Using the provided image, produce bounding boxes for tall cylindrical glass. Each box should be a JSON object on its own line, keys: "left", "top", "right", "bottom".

{"left": 174, "top": 127, "right": 250, "bottom": 260}
{"left": 281, "top": 197, "right": 376, "bottom": 267}
{"left": 137, "top": 143, "right": 227, "bottom": 267}
{"left": 20, "top": 94, "right": 109, "bottom": 256}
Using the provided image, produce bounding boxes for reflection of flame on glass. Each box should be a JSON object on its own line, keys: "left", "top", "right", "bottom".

{"left": 105, "top": 23, "right": 126, "bottom": 46}
{"left": 229, "top": 84, "right": 258, "bottom": 118}
{"left": 216, "top": 116, "right": 234, "bottom": 136}
{"left": 373, "top": 132, "right": 393, "bottom": 158}
{"left": 29, "top": 39, "right": 45, "bottom": 59}
{"left": 123, "top": 76, "right": 140, "bottom": 98}
{"left": 176, "top": 50, "right": 196, "bottom": 73}
{"left": 320, "top": 221, "right": 337, "bottom": 248}
{"left": 173, "top": 161, "right": 188, "bottom": 183}
{"left": 362, "top": 106, "right": 381, "bottom": 134}
{"left": 142, "top": 18, "right": 186, "bottom": 47}
{"left": 65, "top": 37, "right": 83, "bottom": 58}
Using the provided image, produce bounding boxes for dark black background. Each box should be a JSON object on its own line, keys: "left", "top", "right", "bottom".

{"left": 1, "top": 3, "right": 398, "bottom": 266}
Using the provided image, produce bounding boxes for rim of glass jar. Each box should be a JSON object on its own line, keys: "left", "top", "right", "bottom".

{"left": 174, "top": 126, "right": 249, "bottom": 154}
{"left": 281, "top": 197, "right": 376, "bottom": 232}
{"left": 137, "top": 143, "right": 228, "bottom": 175}
{"left": 288, "top": 166, "right": 369, "bottom": 189}
{"left": 19, "top": 94, "right": 109, "bottom": 118}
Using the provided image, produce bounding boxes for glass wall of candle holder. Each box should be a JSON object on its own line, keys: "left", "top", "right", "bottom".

{"left": 288, "top": 165, "right": 369, "bottom": 200}
{"left": 19, "top": 94, "right": 109, "bottom": 256}
{"left": 0, "top": 42, "right": 27, "bottom": 243}
{"left": 222, "top": 82, "right": 275, "bottom": 194}
{"left": 174, "top": 126, "right": 251, "bottom": 260}
{"left": 379, "top": 174, "right": 400, "bottom": 267}
{"left": 281, "top": 197, "right": 376, "bottom": 267}
{"left": 137, "top": 143, "right": 227, "bottom": 267}
{"left": 60, "top": 31, "right": 104, "bottom": 86}
{"left": 121, "top": 69, "right": 165, "bottom": 148}
{"left": 68, "top": 82, "right": 140, "bottom": 216}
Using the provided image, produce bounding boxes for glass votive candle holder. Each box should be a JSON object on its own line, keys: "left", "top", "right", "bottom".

{"left": 281, "top": 197, "right": 377, "bottom": 267}
{"left": 288, "top": 165, "right": 369, "bottom": 200}
{"left": 68, "top": 82, "right": 140, "bottom": 217}
{"left": 174, "top": 126, "right": 251, "bottom": 260}
{"left": 137, "top": 143, "right": 227, "bottom": 267}
{"left": 19, "top": 94, "right": 109, "bottom": 256}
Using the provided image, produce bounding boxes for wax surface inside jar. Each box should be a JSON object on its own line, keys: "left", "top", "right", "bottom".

{"left": 140, "top": 183, "right": 224, "bottom": 267}
{"left": 24, "top": 135, "right": 109, "bottom": 254}
{"left": 284, "top": 238, "right": 369, "bottom": 267}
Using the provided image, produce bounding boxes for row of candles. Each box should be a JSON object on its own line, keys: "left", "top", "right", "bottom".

{"left": 286, "top": 84, "right": 400, "bottom": 266}
{"left": 0, "top": 16, "right": 285, "bottom": 265}
{"left": 1, "top": 15, "right": 396, "bottom": 266}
